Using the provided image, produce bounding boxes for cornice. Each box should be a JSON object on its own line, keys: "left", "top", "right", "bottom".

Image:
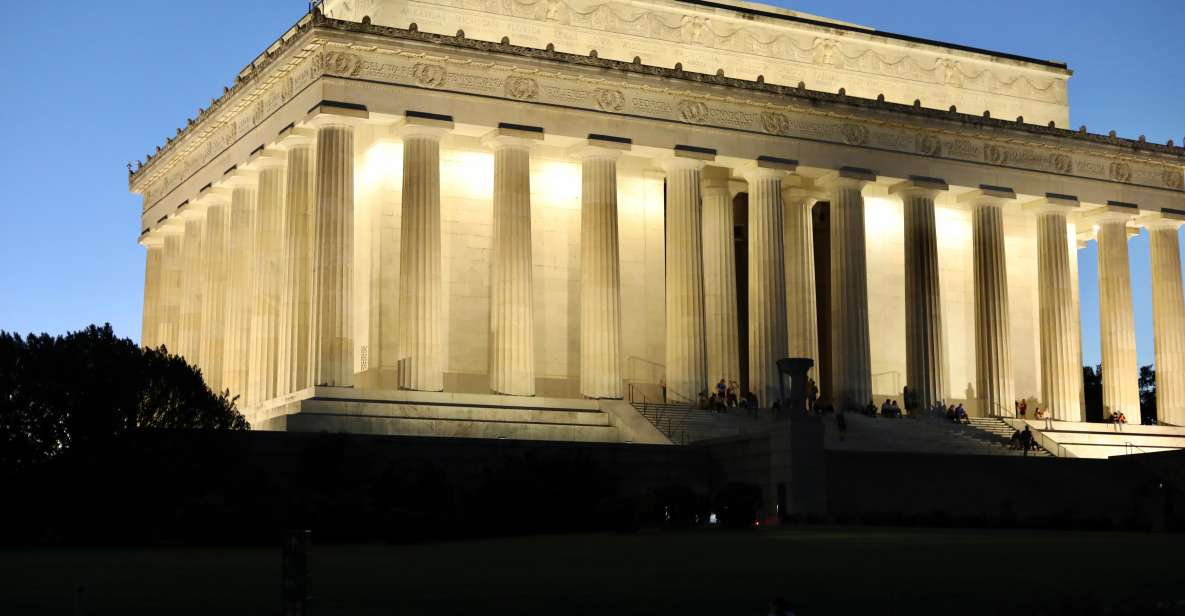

{"left": 129, "top": 10, "right": 1185, "bottom": 199}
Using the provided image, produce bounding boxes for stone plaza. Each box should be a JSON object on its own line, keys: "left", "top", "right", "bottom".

{"left": 129, "top": 0, "right": 1185, "bottom": 454}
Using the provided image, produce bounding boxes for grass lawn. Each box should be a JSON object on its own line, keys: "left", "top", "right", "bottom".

{"left": 2, "top": 527, "right": 1183, "bottom": 615}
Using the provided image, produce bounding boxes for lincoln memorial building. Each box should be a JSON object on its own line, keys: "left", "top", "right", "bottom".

{"left": 129, "top": 0, "right": 1185, "bottom": 451}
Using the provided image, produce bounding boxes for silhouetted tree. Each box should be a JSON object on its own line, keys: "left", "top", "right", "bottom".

{"left": 1139, "top": 365, "right": 1157, "bottom": 425}
{"left": 0, "top": 324, "right": 246, "bottom": 471}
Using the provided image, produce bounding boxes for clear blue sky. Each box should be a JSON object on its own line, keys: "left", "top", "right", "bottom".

{"left": 0, "top": 1, "right": 1181, "bottom": 368}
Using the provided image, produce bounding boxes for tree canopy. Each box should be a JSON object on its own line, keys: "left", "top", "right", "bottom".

{"left": 0, "top": 324, "right": 247, "bottom": 470}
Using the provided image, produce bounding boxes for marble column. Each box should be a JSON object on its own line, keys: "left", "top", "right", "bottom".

{"left": 961, "top": 186, "right": 1016, "bottom": 417}
{"left": 663, "top": 149, "right": 712, "bottom": 403}
{"left": 484, "top": 126, "right": 543, "bottom": 396}
{"left": 276, "top": 128, "right": 316, "bottom": 397}
{"left": 156, "top": 232, "right": 183, "bottom": 355}
{"left": 177, "top": 215, "right": 205, "bottom": 366}
{"left": 574, "top": 137, "right": 629, "bottom": 399}
{"left": 823, "top": 168, "right": 875, "bottom": 412}
{"left": 892, "top": 176, "right": 948, "bottom": 411}
{"left": 1144, "top": 213, "right": 1185, "bottom": 426}
{"left": 701, "top": 167, "right": 740, "bottom": 391}
{"left": 248, "top": 151, "right": 287, "bottom": 405}
{"left": 782, "top": 179, "right": 823, "bottom": 381}
{"left": 1027, "top": 195, "right": 1083, "bottom": 421}
{"left": 222, "top": 182, "right": 256, "bottom": 406}
{"left": 140, "top": 243, "right": 163, "bottom": 350}
{"left": 1092, "top": 204, "right": 1141, "bottom": 420}
{"left": 309, "top": 118, "right": 359, "bottom": 388}
{"left": 744, "top": 157, "right": 795, "bottom": 406}
{"left": 396, "top": 115, "right": 453, "bottom": 392}
{"left": 198, "top": 193, "right": 230, "bottom": 393}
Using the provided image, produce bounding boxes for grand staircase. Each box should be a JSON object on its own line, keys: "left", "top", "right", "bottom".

{"left": 632, "top": 400, "right": 770, "bottom": 444}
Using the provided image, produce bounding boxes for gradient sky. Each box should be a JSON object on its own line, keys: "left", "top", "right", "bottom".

{"left": 0, "top": 1, "right": 1181, "bottom": 368}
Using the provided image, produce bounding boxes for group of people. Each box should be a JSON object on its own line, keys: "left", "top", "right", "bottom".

{"left": 868, "top": 398, "right": 904, "bottom": 418}
{"left": 941, "top": 403, "right": 970, "bottom": 424}
{"left": 697, "top": 379, "right": 759, "bottom": 412}
{"left": 1008, "top": 425, "right": 1037, "bottom": 455}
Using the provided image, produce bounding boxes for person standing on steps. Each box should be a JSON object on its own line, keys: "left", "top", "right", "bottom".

{"left": 659, "top": 378, "right": 667, "bottom": 404}
{"left": 836, "top": 411, "right": 847, "bottom": 442}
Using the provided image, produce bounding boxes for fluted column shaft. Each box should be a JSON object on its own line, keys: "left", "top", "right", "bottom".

{"left": 828, "top": 177, "right": 873, "bottom": 412}
{"left": 249, "top": 161, "right": 287, "bottom": 405}
{"left": 198, "top": 202, "right": 228, "bottom": 392}
{"left": 898, "top": 185, "right": 946, "bottom": 410}
{"left": 157, "top": 234, "right": 183, "bottom": 354}
{"left": 971, "top": 198, "right": 1015, "bottom": 417}
{"left": 577, "top": 147, "right": 624, "bottom": 398}
{"left": 664, "top": 158, "right": 709, "bottom": 403}
{"left": 141, "top": 245, "right": 163, "bottom": 350}
{"left": 277, "top": 141, "right": 315, "bottom": 396}
{"left": 701, "top": 174, "right": 740, "bottom": 390}
{"left": 487, "top": 141, "right": 536, "bottom": 395}
{"left": 309, "top": 124, "right": 356, "bottom": 388}
{"left": 783, "top": 192, "right": 819, "bottom": 381}
{"left": 177, "top": 218, "right": 205, "bottom": 366}
{"left": 745, "top": 168, "right": 789, "bottom": 406}
{"left": 1096, "top": 218, "right": 1140, "bottom": 418}
{"left": 1148, "top": 222, "right": 1185, "bottom": 426}
{"left": 1035, "top": 207, "right": 1083, "bottom": 420}
{"left": 222, "top": 186, "right": 256, "bottom": 405}
{"left": 398, "top": 128, "right": 448, "bottom": 392}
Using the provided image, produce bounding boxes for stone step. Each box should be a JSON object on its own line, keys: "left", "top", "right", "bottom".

{"left": 301, "top": 399, "right": 612, "bottom": 426}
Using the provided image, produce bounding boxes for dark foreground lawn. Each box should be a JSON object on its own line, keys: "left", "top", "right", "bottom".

{"left": 2, "top": 527, "right": 1184, "bottom": 615}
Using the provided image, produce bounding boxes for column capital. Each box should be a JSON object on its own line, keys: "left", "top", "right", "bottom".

{"left": 741, "top": 155, "right": 798, "bottom": 182}
{"left": 817, "top": 166, "right": 877, "bottom": 190}
{"left": 700, "top": 166, "right": 731, "bottom": 193}
{"left": 1023, "top": 192, "right": 1080, "bottom": 216}
{"left": 889, "top": 175, "right": 948, "bottom": 199}
{"left": 1084, "top": 201, "right": 1140, "bottom": 225}
{"left": 661, "top": 144, "right": 715, "bottom": 171}
{"left": 1136, "top": 208, "right": 1185, "bottom": 231}
{"left": 243, "top": 148, "right": 287, "bottom": 171}
{"left": 276, "top": 125, "right": 317, "bottom": 149}
{"left": 781, "top": 175, "right": 827, "bottom": 204}
{"left": 393, "top": 110, "right": 454, "bottom": 140}
{"left": 482, "top": 122, "right": 544, "bottom": 150}
{"left": 304, "top": 100, "right": 369, "bottom": 128}
{"left": 222, "top": 165, "right": 259, "bottom": 189}
{"left": 569, "top": 134, "right": 630, "bottom": 161}
{"left": 957, "top": 184, "right": 1017, "bottom": 206}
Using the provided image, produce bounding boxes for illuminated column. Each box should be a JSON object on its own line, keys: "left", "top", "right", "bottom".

{"left": 663, "top": 147, "right": 713, "bottom": 403}
{"left": 960, "top": 186, "right": 1016, "bottom": 417}
{"left": 484, "top": 124, "right": 543, "bottom": 396}
{"left": 1143, "top": 212, "right": 1185, "bottom": 426}
{"left": 701, "top": 167, "right": 740, "bottom": 390}
{"left": 197, "top": 192, "right": 231, "bottom": 393}
{"left": 140, "top": 241, "right": 163, "bottom": 350}
{"left": 222, "top": 181, "right": 256, "bottom": 406}
{"left": 822, "top": 168, "right": 875, "bottom": 412}
{"left": 574, "top": 136, "right": 629, "bottom": 399}
{"left": 744, "top": 157, "right": 795, "bottom": 406}
{"left": 309, "top": 105, "right": 366, "bottom": 388}
{"left": 782, "top": 178, "right": 823, "bottom": 381}
{"left": 395, "top": 113, "right": 453, "bottom": 392}
{"left": 275, "top": 128, "right": 316, "bottom": 396}
{"left": 1026, "top": 195, "right": 1083, "bottom": 421}
{"left": 248, "top": 151, "right": 287, "bottom": 405}
{"left": 1091, "top": 203, "right": 1141, "bottom": 419}
{"left": 156, "top": 231, "right": 183, "bottom": 355}
{"left": 177, "top": 213, "right": 205, "bottom": 366}
{"left": 891, "top": 176, "right": 948, "bottom": 411}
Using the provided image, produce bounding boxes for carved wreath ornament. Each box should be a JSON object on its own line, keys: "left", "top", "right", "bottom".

{"left": 412, "top": 63, "right": 447, "bottom": 88}
{"left": 504, "top": 76, "right": 539, "bottom": 100}
{"left": 677, "top": 100, "right": 709, "bottom": 124}
{"left": 321, "top": 51, "right": 362, "bottom": 77}
{"left": 594, "top": 88, "right": 625, "bottom": 112}
{"left": 1049, "top": 153, "right": 1073, "bottom": 174}
{"left": 916, "top": 134, "right": 942, "bottom": 157}
{"left": 841, "top": 123, "right": 868, "bottom": 146}
{"left": 1165, "top": 170, "right": 1185, "bottom": 190}
{"left": 1109, "top": 162, "right": 1132, "bottom": 183}
{"left": 760, "top": 111, "right": 790, "bottom": 135}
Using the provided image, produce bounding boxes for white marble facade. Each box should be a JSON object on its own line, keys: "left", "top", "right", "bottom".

{"left": 130, "top": 0, "right": 1185, "bottom": 427}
